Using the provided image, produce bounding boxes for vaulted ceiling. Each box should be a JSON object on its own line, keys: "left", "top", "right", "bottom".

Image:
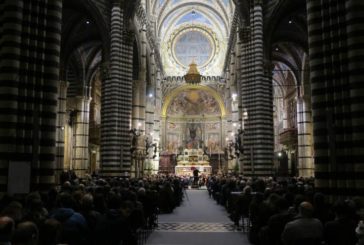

{"left": 149, "top": 0, "right": 235, "bottom": 76}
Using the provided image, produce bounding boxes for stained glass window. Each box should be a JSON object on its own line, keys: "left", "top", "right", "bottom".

{"left": 174, "top": 31, "right": 212, "bottom": 67}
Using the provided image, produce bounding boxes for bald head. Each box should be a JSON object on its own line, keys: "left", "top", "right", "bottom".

{"left": 12, "top": 221, "right": 38, "bottom": 245}
{"left": 299, "top": 201, "right": 314, "bottom": 218}
{"left": 0, "top": 216, "right": 14, "bottom": 242}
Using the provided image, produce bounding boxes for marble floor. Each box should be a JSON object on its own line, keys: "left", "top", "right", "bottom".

{"left": 146, "top": 189, "right": 250, "bottom": 245}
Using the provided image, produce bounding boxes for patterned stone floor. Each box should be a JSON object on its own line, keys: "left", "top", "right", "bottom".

{"left": 146, "top": 189, "right": 250, "bottom": 245}
{"left": 156, "top": 222, "right": 237, "bottom": 232}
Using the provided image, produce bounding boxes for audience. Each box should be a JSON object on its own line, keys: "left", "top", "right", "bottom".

{"left": 0, "top": 172, "right": 363, "bottom": 245}
{"left": 0, "top": 173, "right": 183, "bottom": 245}
{"left": 208, "top": 174, "right": 363, "bottom": 245}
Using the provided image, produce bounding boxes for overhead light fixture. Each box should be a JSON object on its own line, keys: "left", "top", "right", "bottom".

{"left": 184, "top": 61, "right": 201, "bottom": 84}
{"left": 288, "top": 20, "right": 292, "bottom": 24}
{"left": 86, "top": 20, "right": 90, "bottom": 24}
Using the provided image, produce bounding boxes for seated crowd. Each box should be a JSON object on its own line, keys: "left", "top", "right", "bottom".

{"left": 0, "top": 173, "right": 184, "bottom": 245}
{"left": 207, "top": 175, "right": 364, "bottom": 245}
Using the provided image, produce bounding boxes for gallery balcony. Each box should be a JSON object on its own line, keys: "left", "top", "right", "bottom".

{"left": 279, "top": 128, "right": 297, "bottom": 146}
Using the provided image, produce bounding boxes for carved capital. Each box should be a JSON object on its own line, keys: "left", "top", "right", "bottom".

{"left": 254, "top": 0, "right": 263, "bottom": 6}
{"left": 111, "top": 0, "right": 123, "bottom": 6}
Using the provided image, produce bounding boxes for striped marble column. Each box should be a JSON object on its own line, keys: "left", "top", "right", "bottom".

{"left": 132, "top": 79, "right": 146, "bottom": 131}
{"left": 239, "top": 0, "right": 274, "bottom": 177}
{"left": 307, "top": 0, "right": 364, "bottom": 196}
{"left": 297, "top": 95, "right": 314, "bottom": 177}
{"left": 132, "top": 28, "right": 147, "bottom": 132}
{"left": 347, "top": 0, "right": 364, "bottom": 196}
{"left": 118, "top": 29, "right": 134, "bottom": 176}
{"left": 230, "top": 52, "right": 240, "bottom": 136}
{"left": 152, "top": 70, "right": 162, "bottom": 174}
{"left": 55, "top": 81, "right": 68, "bottom": 183}
{"left": 235, "top": 33, "right": 245, "bottom": 174}
{"left": 145, "top": 51, "right": 156, "bottom": 136}
{"left": 101, "top": 1, "right": 134, "bottom": 176}
{"left": 72, "top": 96, "right": 91, "bottom": 177}
{"left": 0, "top": 0, "right": 62, "bottom": 192}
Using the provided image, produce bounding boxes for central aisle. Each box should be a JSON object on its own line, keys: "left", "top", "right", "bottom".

{"left": 146, "top": 189, "right": 250, "bottom": 245}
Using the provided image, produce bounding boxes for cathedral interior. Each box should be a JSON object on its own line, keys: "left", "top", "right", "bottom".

{"left": 0, "top": 0, "right": 364, "bottom": 197}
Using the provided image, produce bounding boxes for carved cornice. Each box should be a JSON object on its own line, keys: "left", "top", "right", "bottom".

{"left": 161, "top": 76, "right": 226, "bottom": 99}
{"left": 223, "top": 9, "right": 239, "bottom": 73}
{"left": 135, "top": 2, "right": 164, "bottom": 76}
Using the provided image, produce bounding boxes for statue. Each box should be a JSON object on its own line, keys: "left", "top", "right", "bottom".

{"left": 130, "top": 129, "right": 138, "bottom": 153}
{"left": 190, "top": 125, "right": 197, "bottom": 140}
{"left": 235, "top": 128, "right": 244, "bottom": 156}
{"left": 129, "top": 128, "right": 144, "bottom": 153}
{"left": 187, "top": 123, "right": 201, "bottom": 149}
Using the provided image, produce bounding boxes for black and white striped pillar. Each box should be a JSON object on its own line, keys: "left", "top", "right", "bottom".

{"left": 101, "top": 1, "right": 134, "bottom": 176}
{"left": 72, "top": 96, "right": 91, "bottom": 177}
{"left": 0, "top": 0, "right": 63, "bottom": 191}
{"left": 239, "top": 0, "right": 274, "bottom": 177}
{"left": 56, "top": 81, "right": 68, "bottom": 183}
{"left": 307, "top": 0, "right": 364, "bottom": 196}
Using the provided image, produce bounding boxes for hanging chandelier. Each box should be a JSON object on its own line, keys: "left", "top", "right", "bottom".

{"left": 184, "top": 61, "right": 201, "bottom": 84}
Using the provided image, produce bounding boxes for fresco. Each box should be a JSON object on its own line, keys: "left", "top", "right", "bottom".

{"left": 176, "top": 12, "right": 212, "bottom": 27}
{"left": 207, "top": 133, "right": 220, "bottom": 153}
{"left": 167, "top": 89, "right": 220, "bottom": 116}
{"left": 166, "top": 133, "right": 179, "bottom": 153}
{"left": 205, "top": 122, "right": 219, "bottom": 130}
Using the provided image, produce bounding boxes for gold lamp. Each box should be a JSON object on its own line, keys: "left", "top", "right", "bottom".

{"left": 184, "top": 61, "right": 201, "bottom": 84}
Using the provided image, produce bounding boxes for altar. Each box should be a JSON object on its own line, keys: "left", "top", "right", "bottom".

{"left": 175, "top": 149, "right": 211, "bottom": 176}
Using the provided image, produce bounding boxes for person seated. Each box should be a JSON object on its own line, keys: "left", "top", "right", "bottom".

{"left": 12, "top": 221, "right": 38, "bottom": 245}
{"left": 324, "top": 200, "right": 357, "bottom": 245}
{"left": 49, "top": 192, "right": 89, "bottom": 245}
{"left": 260, "top": 198, "right": 294, "bottom": 245}
{"left": 0, "top": 216, "right": 14, "bottom": 245}
{"left": 281, "top": 201, "right": 323, "bottom": 245}
{"left": 38, "top": 219, "right": 62, "bottom": 245}
{"left": 356, "top": 220, "right": 364, "bottom": 245}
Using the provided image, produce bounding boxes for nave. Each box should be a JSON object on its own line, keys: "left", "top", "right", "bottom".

{"left": 147, "top": 189, "right": 249, "bottom": 245}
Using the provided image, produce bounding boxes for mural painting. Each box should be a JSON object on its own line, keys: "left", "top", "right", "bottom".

{"left": 167, "top": 89, "right": 220, "bottom": 116}
{"left": 207, "top": 133, "right": 220, "bottom": 153}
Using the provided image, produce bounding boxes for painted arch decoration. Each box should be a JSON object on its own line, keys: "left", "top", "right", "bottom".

{"left": 167, "top": 89, "right": 221, "bottom": 117}
{"left": 162, "top": 84, "right": 226, "bottom": 118}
